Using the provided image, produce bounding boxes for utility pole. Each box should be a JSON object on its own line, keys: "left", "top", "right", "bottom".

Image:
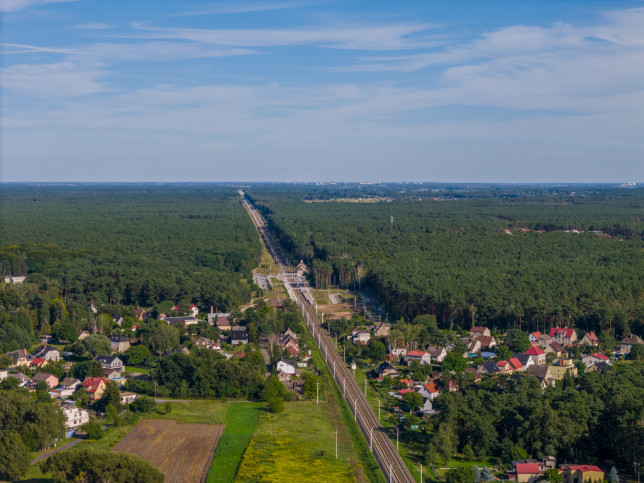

{"left": 389, "top": 464, "right": 393, "bottom": 482}
{"left": 343, "top": 378, "right": 346, "bottom": 396}
{"left": 316, "top": 381, "right": 319, "bottom": 405}
{"left": 354, "top": 398, "right": 357, "bottom": 421}
{"left": 420, "top": 463, "right": 423, "bottom": 483}
{"left": 335, "top": 427, "right": 338, "bottom": 459}
{"left": 343, "top": 345, "right": 345, "bottom": 362}
{"left": 397, "top": 427, "right": 399, "bottom": 450}
{"left": 364, "top": 378, "right": 367, "bottom": 396}
{"left": 378, "top": 399, "right": 381, "bottom": 421}
{"left": 154, "top": 380, "right": 157, "bottom": 399}
{"left": 370, "top": 427, "right": 373, "bottom": 452}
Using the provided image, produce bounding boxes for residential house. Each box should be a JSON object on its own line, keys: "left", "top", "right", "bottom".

{"left": 465, "top": 338, "right": 482, "bottom": 353}
{"left": 427, "top": 346, "right": 447, "bottom": 363}
{"left": 231, "top": 326, "right": 248, "bottom": 345}
{"left": 499, "top": 357, "right": 524, "bottom": 374}
{"left": 32, "top": 345, "right": 61, "bottom": 362}
{"left": 585, "top": 361, "right": 611, "bottom": 373}
{"left": 582, "top": 353, "right": 611, "bottom": 368}
{"left": 49, "top": 386, "right": 76, "bottom": 399}
{"left": 419, "top": 398, "right": 436, "bottom": 416}
{"left": 478, "top": 361, "right": 500, "bottom": 375}
{"left": 60, "top": 377, "right": 81, "bottom": 390}
{"left": 545, "top": 342, "right": 566, "bottom": 358}
{"left": 216, "top": 315, "right": 232, "bottom": 331}
{"left": 103, "top": 368, "right": 121, "bottom": 380}
{"left": 120, "top": 392, "right": 138, "bottom": 405}
{"left": 77, "top": 330, "right": 91, "bottom": 341}
{"left": 109, "top": 334, "right": 131, "bottom": 353}
{"left": 559, "top": 465, "right": 604, "bottom": 483}
{"left": 30, "top": 358, "right": 48, "bottom": 369}
{"left": 416, "top": 382, "right": 440, "bottom": 400}
{"left": 538, "top": 334, "right": 554, "bottom": 348}
{"left": 529, "top": 331, "right": 541, "bottom": 344}
{"left": 269, "top": 297, "right": 284, "bottom": 308}
{"left": 578, "top": 332, "right": 599, "bottom": 347}
{"left": 548, "top": 359, "right": 577, "bottom": 380}
{"left": 350, "top": 329, "right": 371, "bottom": 345}
{"left": 524, "top": 346, "right": 546, "bottom": 365}
{"left": 375, "top": 362, "right": 399, "bottom": 378}
{"left": 113, "top": 316, "right": 124, "bottom": 327}
{"left": 526, "top": 365, "right": 555, "bottom": 389}
{"left": 60, "top": 402, "right": 90, "bottom": 435}
{"left": 469, "top": 326, "right": 491, "bottom": 337}
{"left": 282, "top": 328, "right": 299, "bottom": 341}
{"left": 389, "top": 346, "right": 407, "bottom": 358}
{"left": 514, "top": 462, "right": 542, "bottom": 483}
{"left": 4, "top": 275, "right": 26, "bottom": 283}
{"left": 373, "top": 322, "right": 391, "bottom": 337}
{"left": 134, "top": 307, "right": 146, "bottom": 321}
{"left": 296, "top": 260, "right": 308, "bottom": 277}
{"left": 81, "top": 377, "right": 108, "bottom": 400}
{"left": 548, "top": 328, "right": 577, "bottom": 346}
{"left": 94, "top": 355, "right": 124, "bottom": 373}
{"left": 464, "top": 367, "right": 482, "bottom": 383}
{"left": 276, "top": 359, "right": 296, "bottom": 375}
{"left": 0, "top": 370, "right": 7, "bottom": 381}
{"left": 194, "top": 337, "right": 216, "bottom": 349}
{"left": 6, "top": 349, "right": 30, "bottom": 368}
{"left": 476, "top": 335, "right": 497, "bottom": 350}
{"left": 620, "top": 334, "right": 644, "bottom": 355}
{"left": 406, "top": 350, "right": 431, "bottom": 366}
{"left": 164, "top": 316, "right": 199, "bottom": 327}
{"left": 8, "top": 372, "right": 31, "bottom": 387}
{"left": 513, "top": 354, "right": 534, "bottom": 371}
{"left": 32, "top": 372, "right": 59, "bottom": 389}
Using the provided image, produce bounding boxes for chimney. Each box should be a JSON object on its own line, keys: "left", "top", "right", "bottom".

{"left": 210, "top": 305, "right": 214, "bottom": 314}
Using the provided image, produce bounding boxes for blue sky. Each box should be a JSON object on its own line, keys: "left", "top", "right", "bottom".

{"left": 2, "top": 0, "right": 643, "bottom": 182}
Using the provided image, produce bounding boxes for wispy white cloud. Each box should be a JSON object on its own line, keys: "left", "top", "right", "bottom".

{"left": 171, "top": 1, "right": 316, "bottom": 17}
{"left": 2, "top": 42, "right": 82, "bottom": 54}
{"left": 126, "top": 22, "right": 439, "bottom": 51}
{"left": 70, "top": 22, "right": 111, "bottom": 30}
{"left": 1, "top": 0, "right": 80, "bottom": 13}
{"left": 1, "top": 61, "right": 107, "bottom": 97}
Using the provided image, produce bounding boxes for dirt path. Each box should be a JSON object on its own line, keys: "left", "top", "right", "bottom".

{"left": 31, "top": 437, "right": 82, "bottom": 463}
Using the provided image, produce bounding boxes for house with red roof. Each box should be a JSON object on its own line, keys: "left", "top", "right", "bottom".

{"left": 416, "top": 382, "right": 440, "bottom": 400}
{"left": 578, "top": 331, "right": 599, "bottom": 347}
{"left": 559, "top": 465, "right": 604, "bottom": 483}
{"left": 30, "top": 358, "right": 48, "bottom": 369}
{"left": 548, "top": 328, "right": 577, "bottom": 346}
{"left": 529, "top": 331, "right": 541, "bottom": 344}
{"left": 582, "top": 352, "right": 611, "bottom": 368}
{"left": 406, "top": 350, "right": 431, "bottom": 366}
{"left": 524, "top": 346, "right": 546, "bottom": 365}
{"left": 81, "top": 377, "right": 108, "bottom": 401}
{"left": 513, "top": 463, "right": 542, "bottom": 483}
{"left": 498, "top": 357, "right": 524, "bottom": 374}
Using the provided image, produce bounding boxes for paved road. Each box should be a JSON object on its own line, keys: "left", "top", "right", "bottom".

{"left": 240, "top": 191, "right": 415, "bottom": 483}
{"left": 31, "top": 438, "right": 82, "bottom": 464}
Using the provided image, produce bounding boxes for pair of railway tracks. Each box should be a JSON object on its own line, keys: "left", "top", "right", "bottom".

{"left": 240, "top": 192, "right": 416, "bottom": 483}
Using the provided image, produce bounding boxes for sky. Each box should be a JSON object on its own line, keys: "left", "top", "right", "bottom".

{"left": 2, "top": 0, "right": 643, "bottom": 183}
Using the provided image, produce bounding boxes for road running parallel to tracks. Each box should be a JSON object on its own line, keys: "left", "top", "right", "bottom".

{"left": 239, "top": 191, "right": 416, "bottom": 483}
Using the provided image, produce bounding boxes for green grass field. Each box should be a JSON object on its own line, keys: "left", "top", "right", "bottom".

{"left": 206, "top": 403, "right": 262, "bottom": 483}
{"left": 235, "top": 401, "right": 360, "bottom": 482}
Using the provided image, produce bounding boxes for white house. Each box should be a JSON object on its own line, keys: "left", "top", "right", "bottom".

{"left": 94, "top": 355, "right": 124, "bottom": 373}
{"left": 389, "top": 346, "right": 407, "bottom": 358}
{"left": 4, "top": 276, "right": 26, "bottom": 284}
{"left": 32, "top": 345, "right": 61, "bottom": 362}
{"left": 60, "top": 402, "right": 89, "bottom": 433}
{"left": 427, "top": 346, "right": 447, "bottom": 363}
{"left": 276, "top": 359, "right": 296, "bottom": 375}
{"left": 120, "top": 392, "right": 138, "bottom": 405}
{"left": 406, "top": 350, "right": 431, "bottom": 366}
{"left": 415, "top": 382, "right": 440, "bottom": 400}
{"left": 582, "top": 353, "right": 612, "bottom": 368}
{"left": 351, "top": 330, "right": 371, "bottom": 345}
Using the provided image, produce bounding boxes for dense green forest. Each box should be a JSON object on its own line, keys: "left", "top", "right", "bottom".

{"left": 0, "top": 185, "right": 261, "bottom": 346}
{"left": 247, "top": 184, "right": 644, "bottom": 337}
{"left": 430, "top": 362, "right": 644, "bottom": 470}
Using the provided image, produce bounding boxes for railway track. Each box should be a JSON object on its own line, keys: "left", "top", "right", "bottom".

{"left": 239, "top": 191, "right": 416, "bottom": 483}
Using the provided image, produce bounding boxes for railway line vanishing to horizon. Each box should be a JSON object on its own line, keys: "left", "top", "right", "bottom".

{"left": 239, "top": 191, "right": 417, "bottom": 483}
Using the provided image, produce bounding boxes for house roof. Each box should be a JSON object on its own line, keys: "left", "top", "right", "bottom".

{"left": 585, "top": 332, "right": 599, "bottom": 342}
{"left": 32, "top": 372, "right": 54, "bottom": 382}
{"left": 109, "top": 334, "right": 129, "bottom": 342}
{"left": 549, "top": 327, "right": 575, "bottom": 338}
{"left": 516, "top": 463, "right": 540, "bottom": 474}
{"left": 424, "top": 382, "right": 439, "bottom": 394}
{"left": 277, "top": 358, "right": 296, "bottom": 367}
{"left": 470, "top": 326, "right": 488, "bottom": 333}
{"left": 621, "top": 334, "right": 644, "bottom": 345}
{"left": 513, "top": 354, "right": 531, "bottom": 367}
{"left": 377, "top": 362, "right": 398, "bottom": 373}
{"left": 33, "top": 345, "right": 59, "bottom": 356}
{"left": 508, "top": 358, "right": 523, "bottom": 370}
{"left": 476, "top": 336, "right": 495, "bottom": 347}
{"left": 426, "top": 346, "right": 446, "bottom": 357}
{"left": 407, "top": 350, "right": 428, "bottom": 357}
{"left": 481, "top": 361, "right": 500, "bottom": 373}
{"left": 548, "top": 342, "right": 565, "bottom": 352}
{"left": 94, "top": 355, "right": 121, "bottom": 365}
{"left": 81, "top": 377, "right": 108, "bottom": 393}
{"left": 60, "top": 377, "right": 79, "bottom": 387}
{"left": 564, "top": 465, "right": 602, "bottom": 473}
{"left": 524, "top": 346, "right": 545, "bottom": 355}
{"left": 30, "top": 358, "right": 47, "bottom": 366}
{"left": 397, "top": 388, "right": 415, "bottom": 395}
{"left": 589, "top": 352, "right": 609, "bottom": 360}
{"left": 530, "top": 331, "right": 541, "bottom": 339}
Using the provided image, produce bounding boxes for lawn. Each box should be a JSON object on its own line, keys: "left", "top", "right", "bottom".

{"left": 235, "top": 402, "right": 360, "bottom": 482}
{"left": 146, "top": 400, "right": 228, "bottom": 424}
{"left": 206, "top": 402, "right": 262, "bottom": 483}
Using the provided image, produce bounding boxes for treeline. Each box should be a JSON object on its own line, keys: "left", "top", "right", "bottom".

{"left": 0, "top": 185, "right": 262, "bottom": 344}
{"left": 246, "top": 185, "right": 644, "bottom": 336}
{"left": 428, "top": 362, "right": 644, "bottom": 470}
